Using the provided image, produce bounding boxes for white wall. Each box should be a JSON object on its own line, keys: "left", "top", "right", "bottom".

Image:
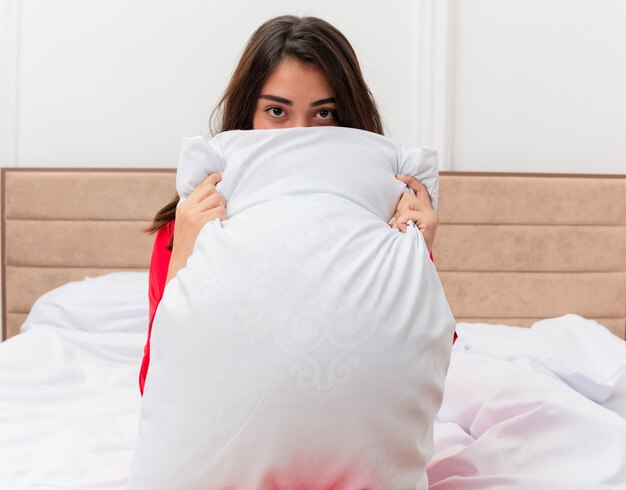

{"left": 1, "top": 0, "right": 423, "bottom": 168}
{"left": 0, "top": 0, "right": 626, "bottom": 173}
{"left": 3, "top": 0, "right": 623, "bottom": 171}
{"left": 452, "top": 0, "right": 626, "bottom": 173}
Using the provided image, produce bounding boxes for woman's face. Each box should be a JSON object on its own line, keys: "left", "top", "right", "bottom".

{"left": 252, "top": 58, "right": 338, "bottom": 129}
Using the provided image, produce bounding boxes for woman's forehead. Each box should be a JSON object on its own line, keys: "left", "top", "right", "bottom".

{"left": 260, "top": 58, "right": 335, "bottom": 103}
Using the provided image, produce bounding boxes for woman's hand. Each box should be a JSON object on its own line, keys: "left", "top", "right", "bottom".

{"left": 389, "top": 175, "right": 439, "bottom": 253}
{"left": 166, "top": 172, "right": 226, "bottom": 284}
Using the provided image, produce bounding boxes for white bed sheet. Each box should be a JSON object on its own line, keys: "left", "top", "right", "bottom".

{"left": 0, "top": 326, "right": 145, "bottom": 489}
{"left": 1, "top": 315, "right": 625, "bottom": 489}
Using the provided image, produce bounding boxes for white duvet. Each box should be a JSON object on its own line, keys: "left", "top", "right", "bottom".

{"left": 1, "top": 306, "right": 625, "bottom": 489}
{"left": 128, "top": 126, "right": 455, "bottom": 489}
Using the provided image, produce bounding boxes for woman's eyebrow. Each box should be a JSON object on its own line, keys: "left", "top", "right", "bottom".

{"left": 259, "top": 94, "right": 293, "bottom": 105}
{"left": 259, "top": 94, "right": 336, "bottom": 107}
{"left": 310, "top": 97, "right": 336, "bottom": 107}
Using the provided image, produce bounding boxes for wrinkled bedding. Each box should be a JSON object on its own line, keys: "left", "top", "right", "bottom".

{"left": 429, "top": 315, "right": 626, "bottom": 489}
{"left": 1, "top": 309, "right": 624, "bottom": 489}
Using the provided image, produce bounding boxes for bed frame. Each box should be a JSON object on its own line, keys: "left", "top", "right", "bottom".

{"left": 2, "top": 168, "right": 625, "bottom": 341}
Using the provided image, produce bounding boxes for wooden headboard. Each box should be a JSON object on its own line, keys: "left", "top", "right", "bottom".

{"left": 2, "top": 168, "right": 625, "bottom": 341}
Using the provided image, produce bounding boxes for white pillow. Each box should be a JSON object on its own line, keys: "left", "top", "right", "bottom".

{"left": 20, "top": 272, "right": 149, "bottom": 334}
{"left": 176, "top": 125, "right": 439, "bottom": 211}
{"left": 128, "top": 127, "right": 454, "bottom": 489}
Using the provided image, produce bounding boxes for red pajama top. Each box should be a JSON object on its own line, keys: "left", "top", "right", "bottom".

{"left": 138, "top": 219, "right": 458, "bottom": 396}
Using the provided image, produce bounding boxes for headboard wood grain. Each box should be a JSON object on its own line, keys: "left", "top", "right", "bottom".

{"left": 2, "top": 168, "right": 625, "bottom": 341}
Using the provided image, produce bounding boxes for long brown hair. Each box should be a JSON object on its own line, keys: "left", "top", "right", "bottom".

{"left": 146, "top": 15, "right": 384, "bottom": 249}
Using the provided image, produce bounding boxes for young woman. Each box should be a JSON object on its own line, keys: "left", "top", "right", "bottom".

{"left": 139, "top": 15, "right": 455, "bottom": 396}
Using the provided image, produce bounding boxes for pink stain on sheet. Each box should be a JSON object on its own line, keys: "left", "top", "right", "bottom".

{"left": 258, "top": 468, "right": 375, "bottom": 490}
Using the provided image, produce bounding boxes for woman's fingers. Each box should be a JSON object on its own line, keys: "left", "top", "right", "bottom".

{"left": 392, "top": 210, "right": 420, "bottom": 233}
{"left": 395, "top": 175, "right": 433, "bottom": 209}
{"left": 203, "top": 171, "right": 224, "bottom": 186}
{"left": 187, "top": 172, "right": 224, "bottom": 204}
{"left": 395, "top": 174, "right": 425, "bottom": 194}
{"left": 391, "top": 208, "right": 439, "bottom": 252}
{"left": 176, "top": 171, "right": 227, "bottom": 227}
{"left": 389, "top": 192, "right": 411, "bottom": 224}
{"left": 202, "top": 204, "right": 227, "bottom": 221}
{"left": 195, "top": 191, "right": 226, "bottom": 212}
{"left": 187, "top": 172, "right": 227, "bottom": 215}
{"left": 184, "top": 191, "right": 227, "bottom": 224}
{"left": 392, "top": 209, "right": 438, "bottom": 232}
{"left": 389, "top": 176, "right": 432, "bottom": 226}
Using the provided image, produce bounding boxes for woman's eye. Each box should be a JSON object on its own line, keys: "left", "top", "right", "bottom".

{"left": 267, "top": 107, "right": 284, "bottom": 117}
{"left": 317, "top": 109, "right": 337, "bottom": 120}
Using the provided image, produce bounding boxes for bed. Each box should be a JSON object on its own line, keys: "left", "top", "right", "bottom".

{"left": 1, "top": 168, "right": 625, "bottom": 489}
